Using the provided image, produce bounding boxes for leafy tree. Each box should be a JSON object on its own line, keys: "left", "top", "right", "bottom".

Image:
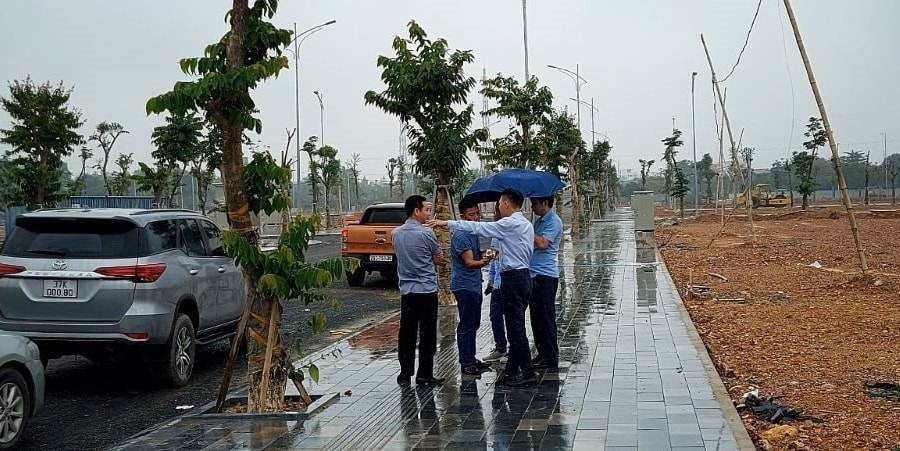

{"left": 301, "top": 136, "right": 321, "bottom": 213}
{"left": 793, "top": 117, "right": 826, "bottom": 210}
{"left": 151, "top": 112, "right": 203, "bottom": 207}
{"left": 662, "top": 129, "right": 687, "bottom": 216}
{"left": 191, "top": 122, "right": 223, "bottom": 214}
{"left": 578, "top": 140, "right": 613, "bottom": 216}
{"left": 638, "top": 159, "right": 655, "bottom": 190}
{"left": 89, "top": 122, "right": 129, "bottom": 196}
{"left": 365, "top": 20, "right": 484, "bottom": 304}
{"left": 385, "top": 157, "right": 398, "bottom": 198}
{"left": 110, "top": 153, "right": 134, "bottom": 196}
{"left": 697, "top": 153, "right": 716, "bottom": 202}
{"left": 315, "top": 145, "right": 341, "bottom": 227}
{"left": 147, "top": 0, "right": 340, "bottom": 412}
{"left": 347, "top": 153, "right": 361, "bottom": 210}
{"left": 134, "top": 162, "right": 169, "bottom": 206}
{"left": 396, "top": 155, "right": 407, "bottom": 196}
{"left": 69, "top": 146, "right": 94, "bottom": 197}
{"left": 884, "top": 153, "right": 900, "bottom": 204}
{"left": 0, "top": 78, "right": 85, "bottom": 208}
{"left": 479, "top": 74, "right": 553, "bottom": 168}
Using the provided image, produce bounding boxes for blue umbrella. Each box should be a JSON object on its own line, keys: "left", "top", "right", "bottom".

{"left": 463, "top": 168, "right": 565, "bottom": 203}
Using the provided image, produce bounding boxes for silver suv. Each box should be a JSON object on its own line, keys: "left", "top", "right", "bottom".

{"left": 0, "top": 208, "right": 245, "bottom": 387}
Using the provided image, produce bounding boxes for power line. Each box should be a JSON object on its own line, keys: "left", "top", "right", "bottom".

{"left": 719, "top": 0, "right": 764, "bottom": 83}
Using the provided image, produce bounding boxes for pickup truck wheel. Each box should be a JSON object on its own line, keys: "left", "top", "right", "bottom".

{"left": 346, "top": 268, "right": 365, "bottom": 287}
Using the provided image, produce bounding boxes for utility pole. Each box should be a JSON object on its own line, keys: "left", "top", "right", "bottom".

{"left": 691, "top": 71, "right": 699, "bottom": 217}
{"left": 522, "top": 0, "right": 529, "bottom": 80}
{"left": 782, "top": 0, "right": 867, "bottom": 273}
{"left": 883, "top": 132, "right": 888, "bottom": 196}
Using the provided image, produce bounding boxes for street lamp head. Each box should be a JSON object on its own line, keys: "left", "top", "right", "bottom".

{"left": 692, "top": 71, "right": 698, "bottom": 76}
{"left": 324, "top": 20, "right": 337, "bottom": 26}
{"left": 313, "top": 90, "right": 319, "bottom": 95}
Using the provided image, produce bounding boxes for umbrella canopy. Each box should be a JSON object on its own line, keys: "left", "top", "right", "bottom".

{"left": 463, "top": 168, "right": 565, "bottom": 204}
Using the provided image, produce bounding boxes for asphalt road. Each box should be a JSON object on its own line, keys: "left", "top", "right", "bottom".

{"left": 19, "top": 234, "right": 402, "bottom": 451}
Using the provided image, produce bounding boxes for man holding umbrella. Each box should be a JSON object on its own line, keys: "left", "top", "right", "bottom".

{"left": 428, "top": 188, "right": 537, "bottom": 387}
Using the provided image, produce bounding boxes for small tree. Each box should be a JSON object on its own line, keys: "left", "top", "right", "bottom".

{"left": 0, "top": 78, "right": 85, "bottom": 208}
{"left": 794, "top": 117, "right": 826, "bottom": 210}
{"left": 885, "top": 154, "right": 900, "bottom": 204}
{"left": 638, "top": 159, "right": 655, "bottom": 190}
{"left": 134, "top": 162, "right": 168, "bottom": 206}
{"left": 385, "top": 157, "right": 398, "bottom": 198}
{"left": 301, "top": 136, "right": 321, "bottom": 213}
{"left": 89, "top": 122, "right": 129, "bottom": 196}
{"left": 662, "top": 129, "right": 687, "bottom": 216}
{"left": 365, "top": 20, "right": 484, "bottom": 305}
{"left": 347, "top": 153, "right": 361, "bottom": 210}
{"left": 69, "top": 146, "right": 94, "bottom": 196}
{"left": 110, "top": 153, "right": 134, "bottom": 196}
{"left": 480, "top": 74, "right": 553, "bottom": 168}
{"left": 192, "top": 122, "right": 224, "bottom": 214}
{"left": 151, "top": 112, "right": 203, "bottom": 207}
{"left": 316, "top": 145, "right": 341, "bottom": 227}
{"left": 697, "top": 153, "right": 716, "bottom": 203}
{"left": 864, "top": 151, "right": 871, "bottom": 205}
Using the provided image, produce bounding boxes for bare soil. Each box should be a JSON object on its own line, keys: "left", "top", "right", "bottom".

{"left": 657, "top": 206, "right": 900, "bottom": 451}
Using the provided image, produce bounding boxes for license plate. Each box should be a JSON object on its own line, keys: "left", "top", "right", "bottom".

{"left": 369, "top": 255, "right": 393, "bottom": 262}
{"left": 43, "top": 280, "right": 77, "bottom": 298}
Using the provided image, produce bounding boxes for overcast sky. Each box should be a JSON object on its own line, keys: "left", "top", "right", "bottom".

{"left": 1, "top": 0, "right": 898, "bottom": 182}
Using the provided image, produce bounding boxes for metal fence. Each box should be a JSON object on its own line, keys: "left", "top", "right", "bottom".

{"left": 2, "top": 197, "right": 169, "bottom": 233}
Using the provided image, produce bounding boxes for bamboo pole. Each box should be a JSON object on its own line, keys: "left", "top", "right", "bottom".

{"left": 782, "top": 0, "right": 868, "bottom": 273}
{"left": 701, "top": 34, "right": 755, "bottom": 242}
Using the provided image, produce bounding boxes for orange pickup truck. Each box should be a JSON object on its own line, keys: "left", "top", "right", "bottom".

{"left": 341, "top": 203, "right": 407, "bottom": 286}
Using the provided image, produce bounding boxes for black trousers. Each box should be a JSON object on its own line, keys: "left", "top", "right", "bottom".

{"left": 398, "top": 292, "right": 438, "bottom": 378}
{"left": 500, "top": 269, "right": 534, "bottom": 378}
{"left": 529, "top": 275, "right": 560, "bottom": 365}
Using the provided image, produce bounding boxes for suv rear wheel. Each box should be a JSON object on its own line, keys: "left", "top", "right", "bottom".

{"left": 154, "top": 313, "right": 195, "bottom": 387}
{"left": 0, "top": 368, "right": 31, "bottom": 451}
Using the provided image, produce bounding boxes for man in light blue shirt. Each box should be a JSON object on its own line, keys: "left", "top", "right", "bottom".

{"left": 429, "top": 188, "right": 537, "bottom": 387}
{"left": 528, "top": 196, "right": 563, "bottom": 370}
{"left": 392, "top": 195, "right": 445, "bottom": 386}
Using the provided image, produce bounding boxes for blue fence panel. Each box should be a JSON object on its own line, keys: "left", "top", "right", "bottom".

{"left": 67, "top": 196, "right": 166, "bottom": 209}
{"left": 3, "top": 206, "right": 28, "bottom": 233}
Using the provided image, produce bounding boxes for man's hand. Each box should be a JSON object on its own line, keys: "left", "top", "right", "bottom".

{"left": 484, "top": 281, "right": 493, "bottom": 295}
{"left": 426, "top": 219, "right": 447, "bottom": 228}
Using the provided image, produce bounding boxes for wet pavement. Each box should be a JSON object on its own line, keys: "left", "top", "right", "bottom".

{"left": 111, "top": 209, "right": 753, "bottom": 450}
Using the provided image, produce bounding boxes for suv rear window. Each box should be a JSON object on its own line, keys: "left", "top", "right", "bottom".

{"left": 1, "top": 218, "right": 140, "bottom": 259}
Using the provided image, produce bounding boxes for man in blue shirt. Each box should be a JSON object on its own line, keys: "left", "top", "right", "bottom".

{"left": 429, "top": 188, "right": 537, "bottom": 387}
{"left": 392, "top": 195, "right": 445, "bottom": 386}
{"left": 529, "top": 196, "right": 563, "bottom": 370}
{"left": 450, "top": 198, "right": 493, "bottom": 375}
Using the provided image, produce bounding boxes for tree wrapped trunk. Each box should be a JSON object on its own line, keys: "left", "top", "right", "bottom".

{"left": 247, "top": 294, "right": 287, "bottom": 412}
{"left": 434, "top": 179, "right": 454, "bottom": 305}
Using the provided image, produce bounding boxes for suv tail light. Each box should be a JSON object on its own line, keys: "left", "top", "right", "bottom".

{"left": 95, "top": 263, "right": 167, "bottom": 283}
{"left": 341, "top": 229, "right": 348, "bottom": 251}
{"left": 0, "top": 263, "right": 25, "bottom": 277}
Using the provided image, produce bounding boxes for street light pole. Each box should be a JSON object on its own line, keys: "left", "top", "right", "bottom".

{"left": 522, "top": 0, "right": 529, "bottom": 80}
{"left": 547, "top": 64, "right": 587, "bottom": 135}
{"left": 288, "top": 19, "right": 336, "bottom": 213}
{"left": 691, "top": 71, "right": 699, "bottom": 217}
{"left": 313, "top": 90, "right": 325, "bottom": 218}
{"left": 570, "top": 97, "right": 598, "bottom": 146}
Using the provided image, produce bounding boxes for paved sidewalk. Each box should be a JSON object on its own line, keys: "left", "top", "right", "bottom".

{"left": 112, "top": 210, "right": 753, "bottom": 450}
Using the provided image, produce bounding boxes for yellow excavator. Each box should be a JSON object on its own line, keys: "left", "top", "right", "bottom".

{"left": 735, "top": 184, "right": 791, "bottom": 208}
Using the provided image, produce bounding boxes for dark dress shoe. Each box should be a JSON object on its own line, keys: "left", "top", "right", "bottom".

{"left": 416, "top": 376, "right": 445, "bottom": 385}
{"left": 397, "top": 374, "right": 411, "bottom": 385}
{"left": 461, "top": 365, "right": 486, "bottom": 375}
{"left": 474, "top": 360, "right": 491, "bottom": 369}
{"left": 505, "top": 374, "right": 538, "bottom": 387}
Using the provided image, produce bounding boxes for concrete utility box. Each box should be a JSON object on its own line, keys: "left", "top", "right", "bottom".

{"left": 631, "top": 191, "right": 655, "bottom": 231}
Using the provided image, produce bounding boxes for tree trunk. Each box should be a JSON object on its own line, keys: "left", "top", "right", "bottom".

{"left": 213, "top": 0, "right": 285, "bottom": 414}
{"left": 802, "top": 193, "right": 809, "bottom": 210}
{"left": 433, "top": 176, "right": 454, "bottom": 306}
{"left": 246, "top": 294, "right": 288, "bottom": 412}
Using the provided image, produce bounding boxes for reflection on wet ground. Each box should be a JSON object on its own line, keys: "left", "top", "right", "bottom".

{"left": 112, "top": 210, "right": 751, "bottom": 450}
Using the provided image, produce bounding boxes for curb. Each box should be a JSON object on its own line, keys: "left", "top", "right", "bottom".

{"left": 655, "top": 247, "right": 756, "bottom": 451}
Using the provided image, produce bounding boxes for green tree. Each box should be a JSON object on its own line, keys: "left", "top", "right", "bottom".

{"left": 301, "top": 136, "right": 322, "bottom": 213}
{"left": 365, "top": 20, "right": 484, "bottom": 305}
{"left": 578, "top": 140, "right": 613, "bottom": 216}
{"left": 134, "top": 162, "right": 169, "bottom": 206}
{"left": 69, "top": 146, "right": 94, "bottom": 197}
{"left": 793, "top": 117, "right": 826, "bottom": 210}
{"left": 147, "top": 0, "right": 333, "bottom": 412}
{"left": 697, "top": 153, "right": 716, "bottom": 202}
{"left": 884, "top": 153, "right": 900, "bottom": 204}
{"left": 385, "top": 157, "right": 398, "bottom": 199}
{"left": 89, "top": 122, "right": 129, "bottom": 196}
{"left": 539, "top": 109, "right": 585, "bottom": 217}
{"left": 151, "top": 112, "right": 203, "bottom": 207}
{"left": 638, "top": 159, "right": 655, "bottom": 190}
{"left": 110, "top": 153, "right": 134, "bottom": 196}
{"left": 315, "top": 145, "right": 341, "bottom": 227}
{"left": 0, "top": 78, "right": 85, "bottom": 208}
{"left": 480, "top": 74, "right": 553, "bottom": 168}
{"left": 191, "top": 122, "right": 223, "bottom": 214}
{"left": 662, "top": 129, "right": 687, "bottom": 216}
{"left": 347, "top": 153, "right": 361, "bottom": 210}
